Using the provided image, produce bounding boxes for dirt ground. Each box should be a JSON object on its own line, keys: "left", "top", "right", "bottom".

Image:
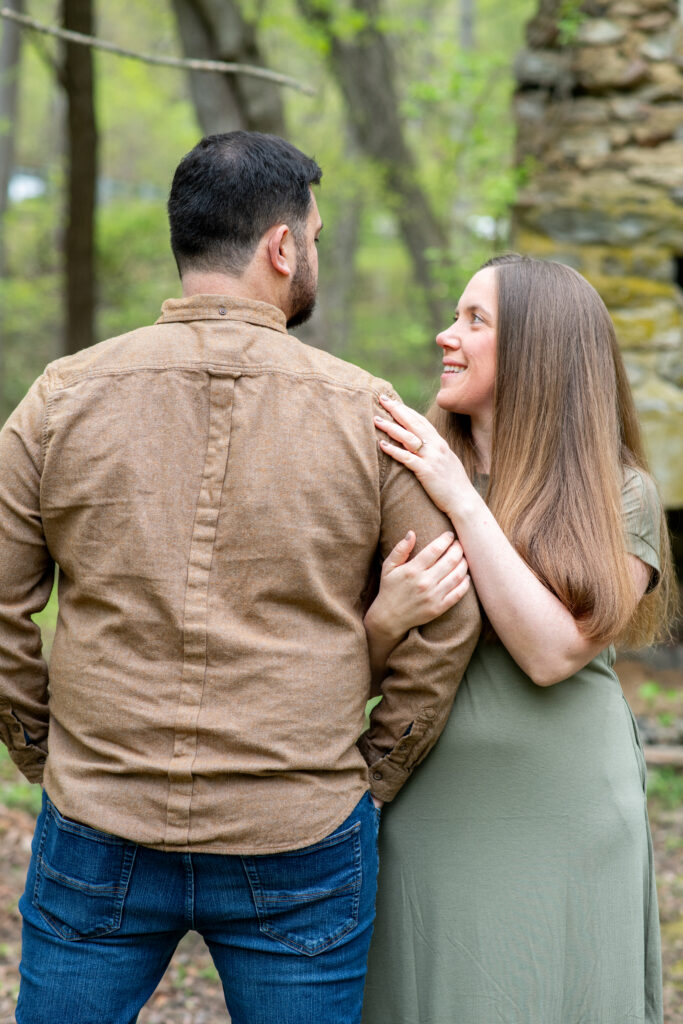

{"left": 0, "top": 655, "right": 681, "bottom": 1023}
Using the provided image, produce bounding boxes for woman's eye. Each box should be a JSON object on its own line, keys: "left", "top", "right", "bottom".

{"left": 471, "top": 312, "right": 483, "bottom": 324}
{"left": 452, "top": 314, "right": 459, "bottom": 324}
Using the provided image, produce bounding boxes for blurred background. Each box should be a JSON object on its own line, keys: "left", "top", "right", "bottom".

{"left": 0, "top": 0, "right": 681, "bottom": 1020}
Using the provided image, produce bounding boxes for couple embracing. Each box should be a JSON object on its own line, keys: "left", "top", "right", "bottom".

{"left": 0, "top": 132, "right": 673, "bottom": 1024}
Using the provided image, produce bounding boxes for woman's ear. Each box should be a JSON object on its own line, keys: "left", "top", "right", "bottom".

{"left": 267, "top": 224, "right": 292, "bottom": 277}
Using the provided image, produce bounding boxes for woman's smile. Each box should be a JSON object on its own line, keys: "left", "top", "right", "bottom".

{"left": 435, "top": 267, "right": 497, "bottom": 423}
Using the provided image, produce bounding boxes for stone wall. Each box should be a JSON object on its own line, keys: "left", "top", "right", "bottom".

{"left": 512, "top": 0, "right": 683, "bottom": 506}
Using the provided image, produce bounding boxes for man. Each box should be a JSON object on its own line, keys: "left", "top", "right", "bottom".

{"left": 0, "top": 131, "right": 480, "bottom": 1024}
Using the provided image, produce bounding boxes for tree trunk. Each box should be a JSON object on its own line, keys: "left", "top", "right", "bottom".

{"left": 0, "top": 0, "right": 23, "bottom": 271}
{"left": 62, "top": 0, "right": 98, "bottom": 355}
{"left": 296, "top": 0, "right": 449, "bottom": 333}
{"left": 0, "top": 0, "right": 24, "bottom": 414}
{"left": 171, "top": 0, "right": 284, "bottom": 135}
{"left": 295, "top": 180, "right": 363, "bottom": 355}
{"left": 461, "top": 0, "right": 475, "bottom": 50}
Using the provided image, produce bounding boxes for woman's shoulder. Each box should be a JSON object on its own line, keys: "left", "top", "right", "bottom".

{"left": 620, "top": 465, "right": 662, "bottom": 581}
{"left": 621, "top": 466, "right": 661, "bottom": 522}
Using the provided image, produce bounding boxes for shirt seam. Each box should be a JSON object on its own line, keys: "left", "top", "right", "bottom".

{"left": 40, "top": 381, "right": 51, "bottom": 471}
{"left": 625, "top": 531, "right": 659, "bottom": 566}
{"left": 156, "top": 313, "right": 287, "bottom": 333}
{"left": 44, "top": 361, "right": 392, "bottom": 401}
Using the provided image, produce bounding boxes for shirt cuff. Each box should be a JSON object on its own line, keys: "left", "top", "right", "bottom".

{"left": 357, "top": 707, "right": 439, "bottom": 802}
{"left": 0, "top": 705, "right": 48, "bottom": 784}
{"left": 8, "top": 745, "right": 46, "bottom": 784}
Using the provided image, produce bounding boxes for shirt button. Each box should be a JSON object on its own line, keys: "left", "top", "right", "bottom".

{"left": 218, "top": 306, "right": 227, "bottom": 315}
{"left": 372, "top": 771, "right": 383, "bottom": 781}
{"left": 423, "top": 708, "right": 436, "bottom": 720}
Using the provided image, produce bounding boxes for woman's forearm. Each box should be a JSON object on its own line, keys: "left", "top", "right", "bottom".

{"left": 371, "top": 397, "right": 649, "bottom": 683}
{"left": 445, "top": 490, "right": 602, "bottom": 684}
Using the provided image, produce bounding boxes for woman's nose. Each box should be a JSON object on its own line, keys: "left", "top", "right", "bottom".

{"left": 437, "top": 325, "right": 460, "bottom": 350}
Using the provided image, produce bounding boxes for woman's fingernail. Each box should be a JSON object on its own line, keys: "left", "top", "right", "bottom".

{"left": 380, "top": 394, "right": 391, "bottom": 401}
{"left": 374, "top": 416, "right": 386, "bottom": 423}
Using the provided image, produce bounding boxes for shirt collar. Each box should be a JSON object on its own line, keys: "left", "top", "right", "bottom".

{"left": 156, "top": 295, "right": 288, "bottom": 334}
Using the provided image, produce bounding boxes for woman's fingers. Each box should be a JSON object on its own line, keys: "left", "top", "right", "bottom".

{"left": 382, "top": 530, "right": 417, "bottom": 575}
{"left": 378, "top": 439, "right": 416, "bottom": 466}
{"left": 379, "top": 395, "right": 437, "bottom": 441}
{"left": 436, "top": 552, "right": 469, "bottom": 593}
{"left": 374, "top": 416, "right": 424, "bottom": 454}
{"left": 441, "top": 573, "right": 471, "bottom": 612}
{"left": 410, "top": 532, "right": 458, "bottom": 571}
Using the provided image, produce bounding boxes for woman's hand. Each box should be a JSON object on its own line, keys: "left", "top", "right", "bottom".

{"left": 374, "top": 395, "right": 475, "bottom": 517}
{"left": 364, "top": 529, "right": 471, "bottom": 646}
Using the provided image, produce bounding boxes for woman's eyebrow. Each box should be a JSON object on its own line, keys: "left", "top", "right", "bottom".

{"left": 463, "top": 303, "right": 492, "bottom": 319}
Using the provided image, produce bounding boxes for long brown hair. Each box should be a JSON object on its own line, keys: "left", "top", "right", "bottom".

{"left": 428, "top": 255, "right": 676, "bottom": 648}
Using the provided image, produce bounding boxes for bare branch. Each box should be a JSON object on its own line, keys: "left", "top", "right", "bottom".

{"left": 0, "top": 6, "right": 315, "bottom": 95}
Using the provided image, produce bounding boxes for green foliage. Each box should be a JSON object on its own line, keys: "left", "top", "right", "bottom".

{"left": 364, "top": 695, "right": 383, "bottom": 731}
{"left": 557, "top": 0, "right": 586, "bottom": 46}
{"left": 647, "top": 767, "right": 683, "bottom": 810}
{"left": 0, "top": 194, "right": 61, "bottom": 414}
{"left": 637, "top": 680, "right": 681, "bottom": 710}
{"left": 32, "top": 578, "right": 58, "bottom": 638}
{"left": 0, "top": 193, "right": 180, "bottom": 420}
{"left": 0, "top": 746, "right": 41, "bottom": 816}
{"left": 97, "top": 200, "right": 181, "bottom": 339}
{"left": 3, "top": 0, "right": 535, "bottom": 418}
{"left": 638, "top": 680, "right": 663, "bottom": 707}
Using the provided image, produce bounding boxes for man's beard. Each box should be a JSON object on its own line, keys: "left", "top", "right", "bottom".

{"left": 286, "top": 236, "right": 317, "bottom": 329}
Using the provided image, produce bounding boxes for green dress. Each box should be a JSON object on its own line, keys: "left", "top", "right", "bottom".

{"left": 363, "top": 469, "right": 663, "bottom": 1024}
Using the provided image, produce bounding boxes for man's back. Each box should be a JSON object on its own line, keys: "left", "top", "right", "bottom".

{"left": 0, "top": 294, "right": 480, "bottom": 854}
{"left": 6, "top": 132, "right": 482, "bottom": 1024}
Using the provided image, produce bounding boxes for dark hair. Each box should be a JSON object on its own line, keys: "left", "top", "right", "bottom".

{"left": 168, "top": 131, "right": 322, "bottom": 277}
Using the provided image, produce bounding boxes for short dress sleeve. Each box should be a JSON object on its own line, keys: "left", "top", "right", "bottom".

{"left": 621, "top": 467, "right": 662, "bottom": 592}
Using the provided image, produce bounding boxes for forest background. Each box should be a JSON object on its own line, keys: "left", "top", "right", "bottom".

{"left": 0, "top": 0, "right": 534, "bottom": 420}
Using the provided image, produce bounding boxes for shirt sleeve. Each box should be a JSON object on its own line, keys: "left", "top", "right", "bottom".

{"left": 0, "top": 376, "right": 54, "bottom": 784}
{"left": 356, "top": 389, "right": 482, "bottom": 802}
{"left": 622, "top": 467, "right": 662, "bottom": 593}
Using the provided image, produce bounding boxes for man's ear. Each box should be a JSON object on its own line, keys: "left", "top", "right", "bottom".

{"left": 266, "top": 224, "right": 292, "bottom": 277}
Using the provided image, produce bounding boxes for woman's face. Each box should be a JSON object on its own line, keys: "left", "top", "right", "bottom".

{"left": 435, "top": 267, "right": 497, "bottom": 422}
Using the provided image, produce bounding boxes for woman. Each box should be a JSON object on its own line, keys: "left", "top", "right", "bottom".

{"left": 361, "top": 256, "right": 676, "bottom": 1024}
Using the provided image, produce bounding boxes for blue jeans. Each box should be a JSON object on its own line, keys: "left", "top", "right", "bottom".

{"left": 17, "top": 790, "right": 380, "bottom": 1024}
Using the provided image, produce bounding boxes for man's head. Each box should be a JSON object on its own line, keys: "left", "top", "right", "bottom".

{"left": 168, "top": 132, "right": 322, "bottom": 326}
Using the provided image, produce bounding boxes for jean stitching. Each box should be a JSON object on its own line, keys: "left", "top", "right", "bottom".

{"left": 261, "top": 877, "right": 360, "bottom": 902}
{"left": 185, "top": 854, "right": 195, "bottom": 930}
{"left": 48, "top": 801, "right": 127, "bottom": 846}
{"left": 241, "top": 857, "right": 267, "bottom": 939}
{"left": 248, "top": 820, "right": 364, "bottom": 956}
{"left": 32, "top": 799, "right": 50, "bottom": 910}
{"left": 38, "top": 858, "right": 130, "bottom": 895}
{"left": 32, "top": 802, "right": 138, "bottom": 942}
{"left": 351, "top": 815, "right": 362, "bottom": 930}
{"left": 274, "top": 819, "right": 362, "bottom": 858}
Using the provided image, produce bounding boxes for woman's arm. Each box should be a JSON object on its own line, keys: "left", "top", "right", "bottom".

{"left": 433, "top": 484, "right": 649, "bottom": 684}
{"left": 364, "top": 529, "right": 471, "bottom": 689}
{"left": 374, "top": 397, "right": 650, "bottom": 686}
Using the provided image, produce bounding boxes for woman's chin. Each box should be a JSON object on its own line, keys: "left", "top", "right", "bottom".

{"left": 435, "top": 387, "right": 461, "bottom": 413}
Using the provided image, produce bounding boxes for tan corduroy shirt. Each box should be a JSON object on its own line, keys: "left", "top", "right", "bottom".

{"left": 0, "top": 295, "right": 480, "bottom": 853}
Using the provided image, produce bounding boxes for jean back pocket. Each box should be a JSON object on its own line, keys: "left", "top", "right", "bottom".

{"left": 242, "top": 819, "right": 362, "bottom": 956}
{"left": 33, "top": 798, "right": 137, "bottom": 941}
